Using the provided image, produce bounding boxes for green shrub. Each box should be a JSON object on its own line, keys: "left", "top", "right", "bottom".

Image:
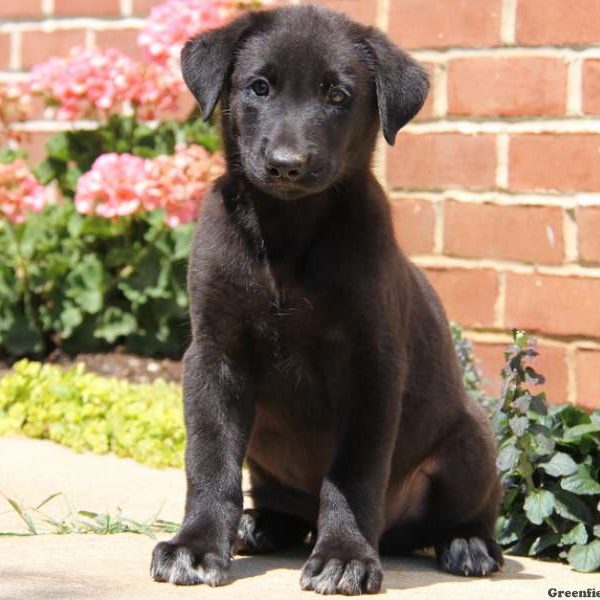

{"left": 495, "top": 331, "right": 600, "bottom": 572}
{"left": 0, "top": 360, "right": 184, "bottom": 468}
{"left": 0, "top": 203, "right": 193, "bottom": 359}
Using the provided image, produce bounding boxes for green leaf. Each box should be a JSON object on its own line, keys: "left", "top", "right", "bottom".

{"left": 554, "top": 490, "right": 593, "bottom": 523}
{"left": 46, "top": 132, "right": 70, "bottom": 161}
{"left": 529, "top": 533, "right": 562, "bottom": 556}
{"left": 562, "top": 523, "right": 588, "bottom": 546}
{"left": 540, "top": 452, "right": 578, "bottom": 477}
{"left": 561, "top": 466, "right": 600, "bottom": 496}
{"left": 564, "top": 423, "right": 600, "bottom": 442}
{"left": 524, "top": 490, "right": 555, "bottom": 525}
{"left": 567, "top": 540, "right": 600, "bottom": 572}
{"left": 59, "top": 303, "right": 83, "bottom": 338}
{"left": 509, "top": 415, "right": 529, "bottom": 437}
{"left": 497, "top": 445, "right": 521, "bottom": 472}
{"left": 95, "top": 308, "right": 137, "bottom": 344}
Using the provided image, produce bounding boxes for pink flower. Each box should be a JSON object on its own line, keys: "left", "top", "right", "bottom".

{"left": 30, "top": 48, "right": 141, "bottom": 120}
{"left": 74, "top": 146, "right": 225, "bottom": 226}
{"left": 137, "top": 0, "right": 267, "bottom": 67}
{"left": 28, "top": 47, "right": 184, "bottom": 121}
{"left": 0, "top": 160, "right": 50, "bottom": 224}
{"left": 143, "top": 144, "right": 225, "bottom": 226}
{"left": 138, "top": 0, "right": 233, "bottom": 67}
{"left": 75, "top": 153, "right": 147, "bottom": 218}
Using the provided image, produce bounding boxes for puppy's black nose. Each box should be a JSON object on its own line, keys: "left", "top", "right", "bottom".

{"left": 265, "top": 149, "right": 308, "bottom": 180}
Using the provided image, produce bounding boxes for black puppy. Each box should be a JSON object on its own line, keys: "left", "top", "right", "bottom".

{"left": 150, "top": 5, "right": 502, "bottom": 595}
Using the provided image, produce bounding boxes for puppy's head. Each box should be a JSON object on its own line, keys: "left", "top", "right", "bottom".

{"left": 182, "top": 6, "right": 428, "bottom": 200}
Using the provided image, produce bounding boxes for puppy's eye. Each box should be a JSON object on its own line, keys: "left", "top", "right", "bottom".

{"left": 250, "top": 79, "right": 270, "bottom": 97}
{"left": 327, "top": 86, "right": 350, "bottom": 105}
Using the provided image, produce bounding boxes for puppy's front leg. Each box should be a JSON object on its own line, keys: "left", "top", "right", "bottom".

{"left": 301, "top": 358, "right": 402, "bottom": 596}
{"left": 150, "top": 342, "right": 254, "bottom": 586}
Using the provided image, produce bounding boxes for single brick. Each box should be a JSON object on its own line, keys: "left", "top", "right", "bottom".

{"left": 390, "top": 197, "right": 436, "bottom": 255}
{"left": 389, "top": 0, "right": 502, "bottom": 49}
{"left": 132, "top": 0, "right": 159, "bottom": 15}
{"left": 577, "top": 206, "right": 600, "bottom": 264}
{"left": 505, "top": 273, "right": 600, "bottom": 338}
{"left": 423, "top": 267, "right": 498, "bottom": 328}
{"left": 509, "top": 134, "right": 600, "bottom": 193}
{"left": 444, "top": 201, "right": 565, "bottom": 264}
{"left": 0, "top": 33, "right": 11, "bottom": 70}
{"left": 472, "top": 340, "right": 568, "bottom": 405}
{"left": 583, "top": 59, "right": 600, "bottom": 115}
{"left": 448, "top": 57, "right": 568, "bottom": 117}
{"left": 388, "top": 133, "right": 497, "bottom": 191}
{"left": 21, "top": 29, "right": 87, "bottom": 69}
{"left": 575, "top": 349, "right": 600, "bottom": 410}
{"left": 0, "top": 0, "right": 41, "bottom": 18}
{"left": 306, "top": 0, "right": 377, "bottom": 25}
{"left": 517, "top": 0, "right": 600, "bottom": 45}
{"left": 54, "top": 0, "right": 120, "bottom": 17}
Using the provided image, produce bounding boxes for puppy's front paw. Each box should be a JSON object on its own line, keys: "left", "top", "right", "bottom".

{"left": 300, "top": 539, "right": 383, "bottom": 595}
{"left": 436, "top": 537, "right": 503, "bottom": 577}
{"left": 150, "top": 540, "right": 230, "bottom": 586}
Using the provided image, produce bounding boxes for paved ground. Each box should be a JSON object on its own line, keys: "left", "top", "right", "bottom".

{"left": 1, "top": 437, "right": 597, "bottom": 600}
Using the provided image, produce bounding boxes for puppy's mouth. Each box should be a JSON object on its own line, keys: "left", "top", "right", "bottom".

{"left": 260, "top": 177, "right": 330, "bottom": 200}
{"left": 242, "top": 158, "right": 336, "bottom": 200}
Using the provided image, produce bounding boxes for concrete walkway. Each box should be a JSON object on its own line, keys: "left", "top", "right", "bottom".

{"left": 0, "top": 437, "right": 596, "bottom": 599}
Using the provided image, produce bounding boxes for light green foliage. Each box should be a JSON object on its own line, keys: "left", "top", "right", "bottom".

{"left": 0, "top": 360, "right": 184, "bottom": 468}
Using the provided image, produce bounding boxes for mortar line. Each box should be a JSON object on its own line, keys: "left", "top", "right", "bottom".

{"left": 567, "top": 57, "right": 583, "bottom": 116}
{"left": 500, "top": 0, "right": 517, "bottom": 45}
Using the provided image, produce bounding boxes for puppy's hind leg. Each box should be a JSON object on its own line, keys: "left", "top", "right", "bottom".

{"left": 237, "top": 458, "right": 315, "bottom": 555}
{"left": 427, "top": 416, "right": 504, "bottom": 577}
{"left": 237, "top": 509, "right": 311, "bottom": 555}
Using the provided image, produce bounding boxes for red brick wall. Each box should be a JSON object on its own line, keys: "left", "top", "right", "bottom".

{"left": 2, "top": 0, "right": 600, "bottom": 409}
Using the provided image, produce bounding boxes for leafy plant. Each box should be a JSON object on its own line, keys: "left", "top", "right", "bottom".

{"left": 0, "top": 203, "right": 193, "bottom": 359}
{"left": 1, "top": 491, "right": 179, "bottom": 537}
{"left": 0, "top": 360, "right": 184, "bottom": 467}
{"left": 495, "top": 330, "right": 600, "bottom": 572}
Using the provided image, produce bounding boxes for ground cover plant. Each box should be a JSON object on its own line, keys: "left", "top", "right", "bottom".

{"left": 0, "top": 360, "right": 184, "bottom": 468}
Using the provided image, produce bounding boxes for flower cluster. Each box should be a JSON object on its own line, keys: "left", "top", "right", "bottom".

{"left": 74, "top": 146, "right": 224, "bottom": 227}
{"left": 138, "top": 0, "right": 265, "bottom": 67}
{"left": 0, "top": 81, "right": 32, "bottom": 142}
{"left": 0, "top": 160, "right": 50, "bottom": 224}
{"left": 29, "top": 48, "right": 183, "bottom": 121}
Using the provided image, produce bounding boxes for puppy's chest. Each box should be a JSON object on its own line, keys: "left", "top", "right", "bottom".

{"left": 245, "top": 265, "right": 350, "bottom": 395}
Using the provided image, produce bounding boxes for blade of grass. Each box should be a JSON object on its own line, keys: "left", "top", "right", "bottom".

{"left": 5, "top": 497, "right": 37, "bottom": 535}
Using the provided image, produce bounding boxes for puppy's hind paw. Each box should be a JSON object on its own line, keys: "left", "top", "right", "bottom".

{"left": 436, "top": 537, "right": 503, "bottom": 577}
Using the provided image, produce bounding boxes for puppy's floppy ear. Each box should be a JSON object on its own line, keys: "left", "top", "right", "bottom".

{"left": 181, "top": 13, "right": 255, "bottom": 120}
{"left": 361, "top": 30, "right": 429, "bottom": 145}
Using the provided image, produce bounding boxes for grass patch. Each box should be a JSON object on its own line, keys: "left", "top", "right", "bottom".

{"left": 0, "top": 491, "right": 179, "bottom": 537}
